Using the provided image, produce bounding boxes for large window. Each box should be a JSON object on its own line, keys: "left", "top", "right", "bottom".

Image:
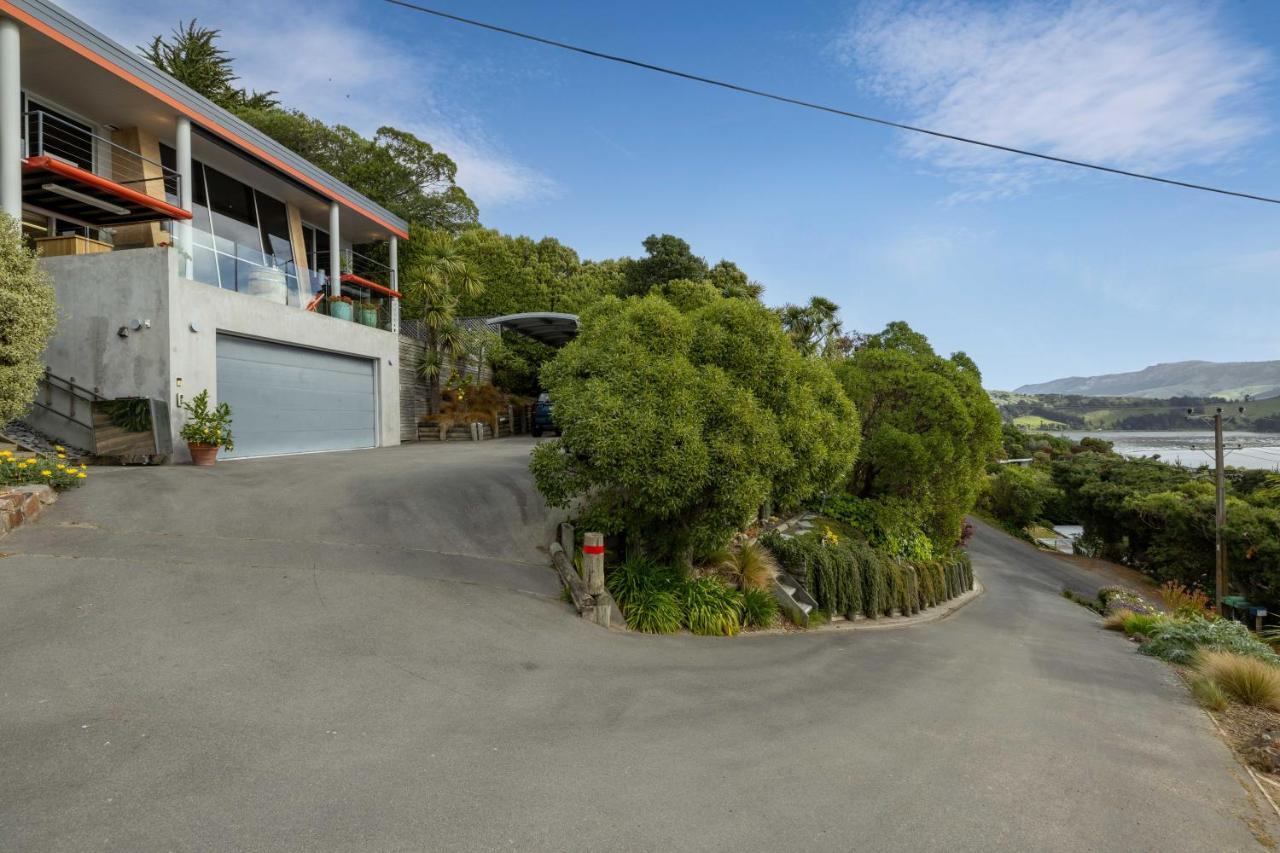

{"left": 301, "top": 223, "right": 331, "bottom": 296}
{"left": 159, "top": 144, "right": 299, "bottom": 301}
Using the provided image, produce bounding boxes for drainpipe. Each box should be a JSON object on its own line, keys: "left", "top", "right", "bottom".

{"left": 328, "top": 201, "right": 341, "bottom": 297}
{"left": 389, "top": 234, "right": 399, "bottom": 333}
{"left": 0, "top": 17, "right": 21, "bottom": 220}
{"left": 175, "top": 115, "right": 192, "bottom": 278}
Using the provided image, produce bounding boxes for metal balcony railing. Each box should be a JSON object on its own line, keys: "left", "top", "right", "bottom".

{"left": 24, "top": 109, "right": 182, "bottom": 202}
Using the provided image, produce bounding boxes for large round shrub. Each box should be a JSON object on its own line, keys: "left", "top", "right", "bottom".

{"left": 532, "top": 293, "right": 860, "bottom": 561}
{"left": 0, "top": 214, "right": 56, "bottom": 425}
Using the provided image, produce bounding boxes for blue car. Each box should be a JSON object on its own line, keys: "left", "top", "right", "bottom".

{"left": 531, "top": 392, "right": 559, "bottom": 437}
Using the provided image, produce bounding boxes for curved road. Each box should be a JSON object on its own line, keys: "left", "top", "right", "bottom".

{"left": 0, "top": 439, "right": 1273, "bottom": 851}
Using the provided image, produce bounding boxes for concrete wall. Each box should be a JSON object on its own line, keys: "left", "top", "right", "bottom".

{"left": 37, "top": 247, "right": 401, "bottom": 462}
{"left": 40, "top": 248, "right": 173, "bottom": 402}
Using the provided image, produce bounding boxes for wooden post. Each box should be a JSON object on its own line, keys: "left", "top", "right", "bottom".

{"left": 583, "top": 532, "right": 605, "bottom": 595}
{"left": 558, "top": 521, "right": 575, "bottom": 553}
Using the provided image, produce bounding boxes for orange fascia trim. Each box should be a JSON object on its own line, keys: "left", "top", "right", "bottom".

{"left": 25, "top": 155, "right": 194, "bottom": 220}
{"left": 1, "top": 1, "right": 410, "bottom": 241}
{"left": 341, "top": 273, "right": 401, "bottom": 299}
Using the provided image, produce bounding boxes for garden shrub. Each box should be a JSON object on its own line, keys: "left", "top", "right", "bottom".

{"left": 1097, "top": 586, "right": 1156, "bottom": 616}
{"left": 1121, "top": 612, "right": 1166, "bottom": 639}
{"left": 741, "top": 587, "right": 779, "bottom": 628}
{"left": 1158, "top": 581, "right": 1211, "bottom": 619}
{"left": 1101, "top": 609, "right": 1133, "bottom": 631}
{"left": 1195, "top": 650, "right": 1280, "bottom": 710}
{"left": 624, "top": 588, "right": 683, "bottom": 634}
{"left": 605, "top": 556, "right": 682, "bottom": 609}
{"left": 681, "top": 575, "right": 743, "bottom": 636}
{"left": 531, "top": 294, "right": 860, "bottom": 563}
{"left": 0, "top": 213, "right": 57, "bottom": 425}
{"left": 1188, "top": 674, "right": 1230, "bottom": 711}
{"left": 1139, "top": 616, "right": 1280, "bottom": 665}
{"left": 762, "top": 530, "right": 970, "bottom": 621}
{"left": 714, "top": 541, "right": 779, "bottom": 592}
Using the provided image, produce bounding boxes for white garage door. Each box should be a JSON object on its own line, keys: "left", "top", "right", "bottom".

{"left": 215, "top": 334, "right": 377, "bottom": 459}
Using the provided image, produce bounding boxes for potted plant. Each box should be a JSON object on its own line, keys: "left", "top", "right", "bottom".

{"left": 358, "top": 301, "right": 380, "bottom": 327}
{"left": 179, "top": 389, "right": 234, "bottom": 466}
{"left": 325, "top": 293, "right": 354, "bottom": 321}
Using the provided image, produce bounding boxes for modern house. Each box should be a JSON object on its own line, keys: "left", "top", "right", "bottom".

{"left": 0, "top": 0, "right": 408, "bottom": 460}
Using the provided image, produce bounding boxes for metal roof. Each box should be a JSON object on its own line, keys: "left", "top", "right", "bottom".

{"left": 3, "top": 0, "right": 410, "bottom": 239}
{"left": 486, "top": 312, "right": 580, "bottom": 348}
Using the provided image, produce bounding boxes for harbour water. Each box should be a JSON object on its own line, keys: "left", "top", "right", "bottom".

{"left": 1062, "top": 430, "right": 1280, "bottom": 471}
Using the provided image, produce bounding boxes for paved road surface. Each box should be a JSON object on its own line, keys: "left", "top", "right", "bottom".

{"left": 0, "top": 439, "right": 1272, "bottom": 851}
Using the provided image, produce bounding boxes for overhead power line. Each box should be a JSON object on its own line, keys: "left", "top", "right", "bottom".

{"left": 384, "top": 0, "right": 1280, "bottom": 206}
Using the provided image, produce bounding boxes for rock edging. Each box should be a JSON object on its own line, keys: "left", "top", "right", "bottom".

{"left": 0, "top": 484, "right": 57, "bottom": 538}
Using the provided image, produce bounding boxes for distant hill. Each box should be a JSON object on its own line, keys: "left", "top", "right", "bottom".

{"left": 1015, "top": 361, "right": 1280, "bottom": 400}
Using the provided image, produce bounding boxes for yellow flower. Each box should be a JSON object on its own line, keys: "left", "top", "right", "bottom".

{"left": 40, "top": 470, "right": 51, "bottom": 477}
{"left": 56, "top": 453, "right": 66, "bottom": 459}
{"left": 55, "top": 464, "right": 64, "bottom": 470}
{"left": 76, "top": 473, "right": 87, "bottom": 479}
{"left": 54, "top": 445, "right": 64, "bottom": 452}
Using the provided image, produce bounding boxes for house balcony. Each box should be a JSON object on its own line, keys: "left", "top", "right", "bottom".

{"left": 305, "top": 249, "right": 400, "bottom": 333}
{"left": 21, "top": 109, "right": 190, "bottom": 241}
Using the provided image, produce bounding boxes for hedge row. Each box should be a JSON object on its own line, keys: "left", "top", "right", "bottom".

{"left": 760, "top": 530, "right": 972, "bottom": 619}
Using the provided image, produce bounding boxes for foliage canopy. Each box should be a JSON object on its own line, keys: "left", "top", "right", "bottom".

{"left": 531, "top": 292, "right": 860, "bottom": 561}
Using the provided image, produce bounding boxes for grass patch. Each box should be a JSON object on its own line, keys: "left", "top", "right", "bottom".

{"left": 1101, "top": 608, "right": 1134, "bottom": 631}
{"left": 1062, "top": 587, "right": 1102, "bottom": 613}
{"left": 681, "top": 575, "right": 743, "bottom": 636}
{"left": 1188, "top": 674, "right": 1230, "bottom": 711}
{"left": 740, "top": 587, "right": 779, "bottom": 628}
{"left": 1195, "top": 651, "right": 1280, "bottom": 710}
{"left": 712, "top": 542, "right": 779, "bottom": 592}
{"left": 624, "top": 588, "right": 683, "bottom": 634}
{"left": 1121, "top": 611, "right": 1166, "bottom": 638}
{"left": 605, "top": 556, "right": 682, "bottom": 609}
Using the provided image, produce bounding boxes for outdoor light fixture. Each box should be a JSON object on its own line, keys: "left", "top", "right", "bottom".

{"left": 41, "top": 183, "right": 129, "bottom": 216}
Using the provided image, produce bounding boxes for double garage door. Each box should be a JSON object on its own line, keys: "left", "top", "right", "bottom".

{"left": 215, "top": 334, "right": 377, "bottom": 459}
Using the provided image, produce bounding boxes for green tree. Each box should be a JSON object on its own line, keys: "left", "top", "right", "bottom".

{"left": 531, "top": 292, "right": 859, "bottom": 562}
{"left": 400, "top": 229, "right": 484, "bottom": 408}
{"left": 984, "top": 466, "right": 1059, "bottom": 529}
{"left": 237, "top": 109, "right": 477, "bottom": 230}
{"left": 620, "top": 234, "right": 709, "bottom": 297}
{"left": 140, "top": 20, "right": 277, "bottom": 110}
{"left": 706, "top": 260, "right": 763, "bottom": 300}
{"left": 0, "top": 214, "right": 57, "bottom": 425}
{"left": 835, "top": 322, "right": 1001, "bottom": 543}
{"left": 779, "top": 296, "right": 843, "bottom": 357}
{"left": 144, "top": 21, "right": 476, "bottom": 232}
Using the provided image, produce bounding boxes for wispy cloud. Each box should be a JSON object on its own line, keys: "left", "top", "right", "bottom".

{"left": 58, "top": 0, "right": 555, "bottom": 209}
{"left": 833, "top": 0, "right": 1270, "bottom": 198}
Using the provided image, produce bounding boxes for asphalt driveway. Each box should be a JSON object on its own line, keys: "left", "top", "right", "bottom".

{"left": 0, "top": 441, "right": 1273, "bottom": 851}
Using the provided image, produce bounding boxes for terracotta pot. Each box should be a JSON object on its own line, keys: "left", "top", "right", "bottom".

{"left": 188, "top": 442, "right": 219, "bottom": 467}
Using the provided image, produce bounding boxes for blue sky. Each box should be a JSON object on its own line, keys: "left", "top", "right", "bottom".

{"left": 63, "top": 0, "right": 1280, "bottom": 389}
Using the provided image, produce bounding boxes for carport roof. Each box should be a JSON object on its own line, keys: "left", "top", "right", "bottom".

{"left": 486, "top": 312, "right": 580, "bottom": 348}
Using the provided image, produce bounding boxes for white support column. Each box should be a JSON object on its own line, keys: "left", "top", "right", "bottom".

{"left": 388, "top": 234, "right": 400, "bottom": 333}
{"left": 175, "top": 115, "right": 193, "bottom": 278}
{"left": 328, "top": 201, "right": 341, "bottom": 297}
{"left": 0, "top": 17, "right": 22, "bottom": 220}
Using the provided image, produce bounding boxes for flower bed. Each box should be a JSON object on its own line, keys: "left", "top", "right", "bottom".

{"left": 0, "top": 447, "right": 88, "bottom": 490}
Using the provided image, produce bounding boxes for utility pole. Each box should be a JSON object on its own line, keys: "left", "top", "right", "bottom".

{"left": 1213, "top": 408, "right": 1226, "bottom": 616}
{"left": 1189, "top": 402, "right": 1246, "bottom": 616}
